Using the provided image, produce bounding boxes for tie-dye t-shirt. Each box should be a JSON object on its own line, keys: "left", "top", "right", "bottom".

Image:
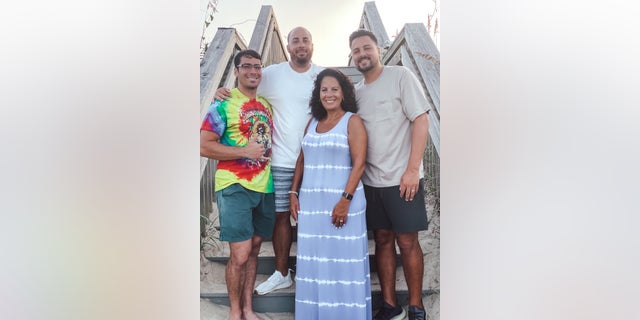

{"left": 201, "top": 88, "right": 274, "bottom": 193}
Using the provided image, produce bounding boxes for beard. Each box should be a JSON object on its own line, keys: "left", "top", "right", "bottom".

{"left": 292, "top": 54, "right": 311, "bottom": 65}
{"left": 290, "top": 48, "right": 312, "bottom": 65}
{"left": 355, "top": 56, "right": 375, "bottom": 73}
{"left": 292, "top": 56, "right": 310, "bottom": 65}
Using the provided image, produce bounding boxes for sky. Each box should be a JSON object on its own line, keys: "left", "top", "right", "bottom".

{"left": 200, "top": 0, "right": 439, "bottom": 67}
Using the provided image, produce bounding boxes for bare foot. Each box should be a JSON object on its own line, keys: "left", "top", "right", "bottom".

{"left": 227, "top": 310, "right": 243, "bottom": 320}
{"left": 242, "top": 310, "right": 263, "bottom": 320}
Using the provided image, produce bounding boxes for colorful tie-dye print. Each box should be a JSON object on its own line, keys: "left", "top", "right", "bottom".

{"left": 201, "top": 88, "right": 274, "bottom": 193}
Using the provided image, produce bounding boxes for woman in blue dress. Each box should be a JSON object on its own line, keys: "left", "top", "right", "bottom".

{"left": 289, "top": 68, "right": 371, "bottom": 319}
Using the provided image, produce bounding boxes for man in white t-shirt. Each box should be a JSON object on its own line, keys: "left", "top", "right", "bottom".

{"left": 215, "top": 27, "right": 324, "bottom": 295}
{"left": 349, "top": 29, "right": 431, "bottom": 320}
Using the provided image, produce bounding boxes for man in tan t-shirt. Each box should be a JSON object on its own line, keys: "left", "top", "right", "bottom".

{"left": 349, "top": 29, "right": 431, "bottom": 320}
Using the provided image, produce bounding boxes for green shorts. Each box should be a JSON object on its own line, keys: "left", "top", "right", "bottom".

{"left": 216, "top": 183, "right": 275, "bottom": 242}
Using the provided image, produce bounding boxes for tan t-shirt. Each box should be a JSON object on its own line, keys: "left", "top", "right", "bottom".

{"left": 355, "top": 66, "right": 430, "bottom": 187}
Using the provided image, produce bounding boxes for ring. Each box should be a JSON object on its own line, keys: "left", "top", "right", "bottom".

{"left": 411, "top": 189, "right": 415, "bottom": 193}
{"left": 339, "top": 220, "right": 343, "bottom": 223}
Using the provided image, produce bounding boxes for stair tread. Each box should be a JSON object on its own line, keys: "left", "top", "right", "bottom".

{"left": 201, "top": 265, "right": 411, "bottom": 296}
{"left": 205, "top": 238, "right": 402, "bottom": 259}
{"left": 201, "top": 298, "right": 294, "bottom": 320}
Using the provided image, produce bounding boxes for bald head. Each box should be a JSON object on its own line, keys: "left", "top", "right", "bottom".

{"left": 286, "top": 27, "right": 314, "bottom": 67}
{"left": 287, "top": 27, "right": 312, "bottom": 43}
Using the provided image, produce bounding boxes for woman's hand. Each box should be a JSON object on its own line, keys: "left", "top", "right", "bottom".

{"left": 331, "top": 198, "right": 349, "bottom": 228}
{"left": 289, "top": 193, "right": 300, "bottom": 222}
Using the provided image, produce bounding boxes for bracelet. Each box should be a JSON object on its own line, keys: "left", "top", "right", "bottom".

{"left": 342, "top": 192, "right": 353, "bottom": 200}
{"left": 288, "top": 190, "right": 298, "bottom": 197}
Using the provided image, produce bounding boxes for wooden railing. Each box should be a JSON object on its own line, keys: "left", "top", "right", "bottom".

{"left": 200, "top": 28, "right": 246, "bottom": 124}
{"left": 199, "top": 28, "right": 247, "bottom": 227}
{"left": 351, "top": 2, "right": 440, "bottom": 156}
{"left": 248, "top": 6, "right": 288, "bottom": 66}
{"left": 359, "top": 2, "right": 391, "bottom": 49}
{"left": 382, "top": 23, "right": 440, "bottom": 154}
{"left": 200, "top": 5, "right": 288, "bottom": 222}
{"left": 352, "top": 2, "right": 440, "bottom": 193}
{"left": 382, "top": 23, "right": 440, "bottom": 192}
{"left": 348, "top": 2, "right": 391, "bottom": 65}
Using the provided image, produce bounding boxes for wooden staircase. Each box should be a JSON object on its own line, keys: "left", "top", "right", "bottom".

{"left": 201, "top": 230, "right": 418, "bottom": 313}
{"left": 200, "top": 2, "right": 440, "bottom": 318}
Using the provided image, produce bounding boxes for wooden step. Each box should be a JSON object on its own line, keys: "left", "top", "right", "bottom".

{"left": 201, "top": 298, "right": 294, "bottom": 320}
{"left": 213, "top": 224, "right": 377, "bottom": 241}
{"left": 205, "top": 239, "right": 402, "bottom": 274}
{"left": 202, "top": 209, "right": 438, "bottom": 314}
{"left": 200, "top": 264, "right": 435, "bottom": 313}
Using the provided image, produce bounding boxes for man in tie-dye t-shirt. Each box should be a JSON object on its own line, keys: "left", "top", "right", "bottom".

{"left": 200, "top": 49, "right": 274, "bottom": 320}
{"left": 201, "top": 93, "right": 274, "bottom": 193}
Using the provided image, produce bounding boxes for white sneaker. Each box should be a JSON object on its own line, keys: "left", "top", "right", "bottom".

{"left": 254, "top": 270, "right": 293, "bottom": 295}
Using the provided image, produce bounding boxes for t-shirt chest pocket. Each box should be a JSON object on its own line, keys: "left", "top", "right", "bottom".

{"left": 374, "top": 99, "right": 399, "bottom": 122}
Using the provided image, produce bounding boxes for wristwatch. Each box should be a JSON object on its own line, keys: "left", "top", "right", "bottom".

{"left": 342, "top": 192, "right": 353, "bottom": 200}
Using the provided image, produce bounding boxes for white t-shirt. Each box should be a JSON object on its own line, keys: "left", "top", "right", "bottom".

{"left": 258, "top": 62, "right": 324, "bottom": 168}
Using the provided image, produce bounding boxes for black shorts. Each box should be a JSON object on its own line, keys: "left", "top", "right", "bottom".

{"left": 364, "top": 179, "right": 428, "bottom": 233}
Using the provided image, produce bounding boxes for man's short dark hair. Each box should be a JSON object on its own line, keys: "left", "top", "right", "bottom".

{"left": 349, "top": 29, "right": 378, "bottom": 47}
{"left": 234, "top": 49, "right": 262, "bottom": 68}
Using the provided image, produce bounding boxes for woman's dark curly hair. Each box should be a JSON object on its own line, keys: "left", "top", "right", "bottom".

{"left": 309, "top": 68, "right": 357, "bottom": 120}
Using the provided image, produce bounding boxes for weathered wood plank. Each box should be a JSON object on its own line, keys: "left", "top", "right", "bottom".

{"left": 248, "top": 6, "right": 272, "bottom": 54}
{"left": 381, "top": 28, "right": 404, "bottom": 65}
{"left": 361, "top": 2, "right": 391, "bottom": 48}
{"left": 401, "top": 46, "right": 440, "bottom": 154}
{"left": 200, "top": 28, "right": 246, "bottom": 120}
{"left": 349, "top": 1, "right": 391, "bottom": 66}
{"left": 200, "top": 28, "right": 247, "bottom": 178}
{"left": 248, "top": 5, "right": 287, "bottom": 66}
{"left": 380, "top": 23, "right": 440, "bottom": 155}
{"left": 384, "top": 45, "right": 403, "bottom": 67}
{"left": 404, "top": 23, "right": 440, "bottom": 117}
{"left": 381, "top": 24, "right": 440, "bottom": 118}
{"left": 204, "top": 163, "right": 213, "bottom": 214}
{"left": 260, "top": 18, "right": 275, "bottom": 60}
{"left": 265, "top": 28, "right": 288, "bottom": 65}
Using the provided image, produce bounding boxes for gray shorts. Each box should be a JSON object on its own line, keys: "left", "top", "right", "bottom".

{"left": 272, "top": 166, "right": 294, "bottom": 213}
{"left": 364, "top": 179, "right": 428, "bottom": 233}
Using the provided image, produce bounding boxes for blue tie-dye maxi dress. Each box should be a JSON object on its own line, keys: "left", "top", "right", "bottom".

{"left": 294, "top": 112, "right": 372, "bottom": 319}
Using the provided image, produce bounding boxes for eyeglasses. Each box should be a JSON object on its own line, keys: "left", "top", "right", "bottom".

{"left": 236, "top": 63, "right": 263, "bottom": 71}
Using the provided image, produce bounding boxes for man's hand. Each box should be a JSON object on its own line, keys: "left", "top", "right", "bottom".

{"left": 243, "top": 134, "right": 268, "bottom": 161}
{"left": 214, "top": 87, "right": 231, "bottom": 101}
{"left": 399, "top": 168, "right": 420, "bottom": 201}
{"left": 399, "top": 112, "right": 429, "bottom": 202}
